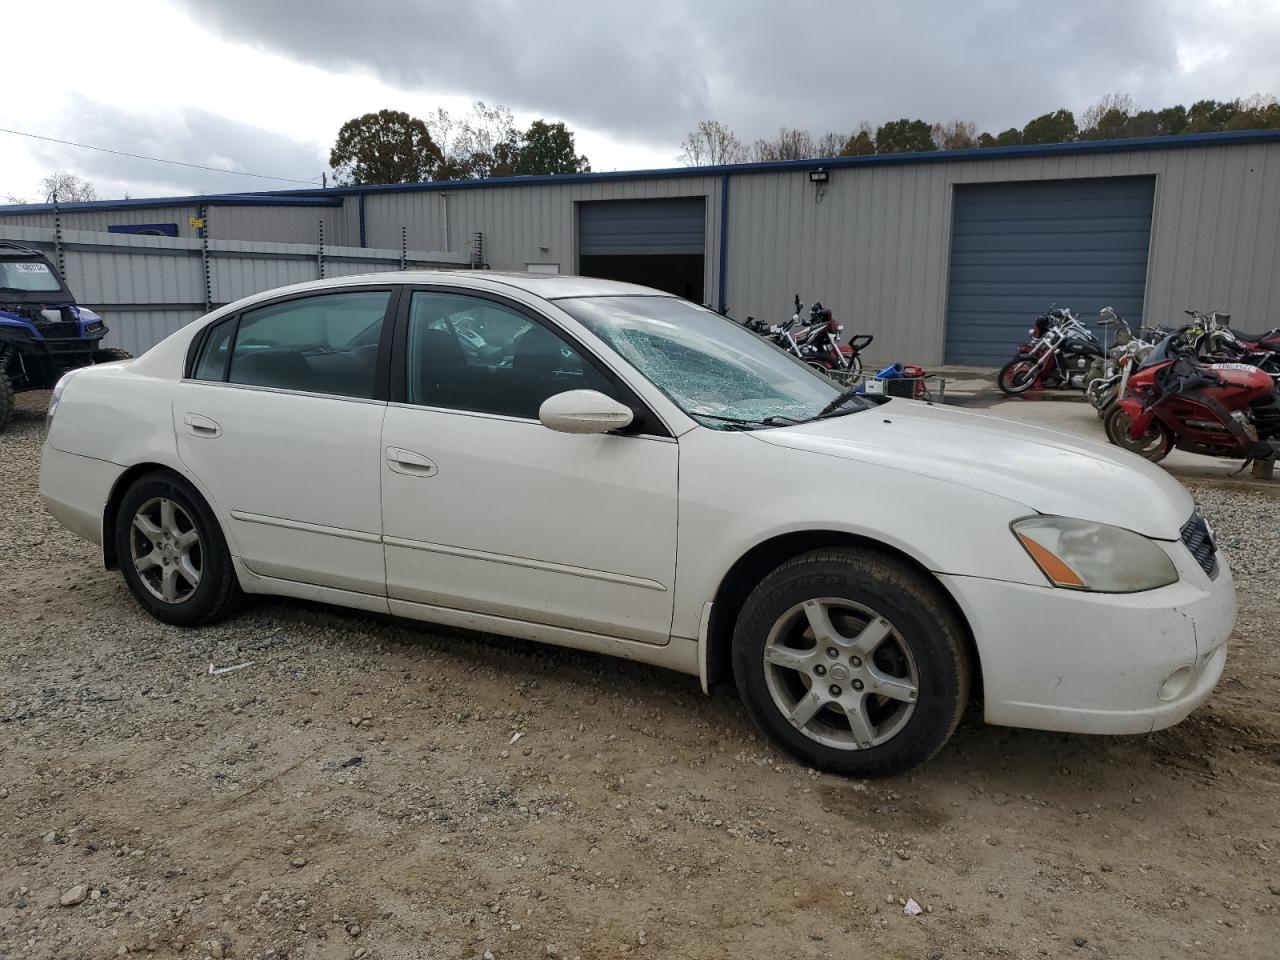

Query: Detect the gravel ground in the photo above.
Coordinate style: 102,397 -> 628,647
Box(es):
2,389 -> 1278,960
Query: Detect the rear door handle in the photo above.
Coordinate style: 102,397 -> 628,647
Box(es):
385,447 -> 437,478
183,414 -> 222,439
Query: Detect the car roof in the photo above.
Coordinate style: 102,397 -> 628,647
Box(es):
363,270 -> 675,300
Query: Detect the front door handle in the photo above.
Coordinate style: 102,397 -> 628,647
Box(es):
386,446 -> 437,478
183,413 -> 222,439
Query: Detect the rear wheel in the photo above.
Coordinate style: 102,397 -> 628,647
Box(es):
732,549 -> 970,777
1104,404 -> 1172,462
997,358 -> 1039,395
93,347 -> 132,364
114,472 -> 240,625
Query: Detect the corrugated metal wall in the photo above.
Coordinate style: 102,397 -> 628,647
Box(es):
0,203 -> 353,244
4,140 -> 1277,365
0,225 -> 467,355
725,142 -> 1280,364
361,174 -> 725,301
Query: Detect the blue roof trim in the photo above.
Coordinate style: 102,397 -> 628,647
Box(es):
2,128 -> 1277,215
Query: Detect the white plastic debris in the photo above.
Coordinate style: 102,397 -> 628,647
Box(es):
208,661 -> 255,676
510,732 -> 524,745
903,897 -> 923,916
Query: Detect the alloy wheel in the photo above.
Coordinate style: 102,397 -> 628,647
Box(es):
762,598 -> 919,750
129,497 -> 203,603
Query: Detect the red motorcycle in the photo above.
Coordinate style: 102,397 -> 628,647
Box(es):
1105,333 -> 1280,463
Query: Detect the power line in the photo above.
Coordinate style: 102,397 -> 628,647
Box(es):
0,127 -> 324,187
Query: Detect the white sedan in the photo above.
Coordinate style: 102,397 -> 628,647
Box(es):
39,273 -> 1235,775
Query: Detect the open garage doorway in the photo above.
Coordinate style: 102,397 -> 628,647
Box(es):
578,198 -> 706,302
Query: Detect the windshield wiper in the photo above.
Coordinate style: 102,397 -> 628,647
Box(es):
809,386 -> 868,420
692,412 -> 798,430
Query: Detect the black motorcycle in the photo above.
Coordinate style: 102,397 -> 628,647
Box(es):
997,307 -> 1106,395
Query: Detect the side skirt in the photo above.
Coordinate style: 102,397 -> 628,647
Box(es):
232,560 -> 701,678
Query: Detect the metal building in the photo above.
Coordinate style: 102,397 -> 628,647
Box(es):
4,129 -> 1279,364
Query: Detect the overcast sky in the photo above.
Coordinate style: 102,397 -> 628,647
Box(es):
3,0 -> 1278,203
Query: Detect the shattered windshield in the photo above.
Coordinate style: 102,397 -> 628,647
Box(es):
558,296 -> 854,428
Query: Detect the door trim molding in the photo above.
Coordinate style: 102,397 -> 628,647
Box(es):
383,535 -> 668,592
230,510 -> 382,544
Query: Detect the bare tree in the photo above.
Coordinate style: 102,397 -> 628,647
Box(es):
931,119 -> 978,150
751,128 -> 816,162
41,172 -> 97,203
678,120 -> 746,165
814,131 -> 848,158
3,193 -> 28,205
1081,92 -> 1135,133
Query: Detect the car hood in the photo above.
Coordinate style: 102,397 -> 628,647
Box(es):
755,400 -> 1193,540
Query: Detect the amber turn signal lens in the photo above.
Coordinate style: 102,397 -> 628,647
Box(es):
1015,531 -> 1087,589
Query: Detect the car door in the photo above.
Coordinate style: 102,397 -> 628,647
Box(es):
173,287 -> 399,596
380,287 -> 678,645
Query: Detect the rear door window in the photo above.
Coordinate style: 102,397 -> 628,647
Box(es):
222,291 -> 391,399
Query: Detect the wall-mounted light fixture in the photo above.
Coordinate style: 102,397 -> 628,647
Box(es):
808,168 -> 829,183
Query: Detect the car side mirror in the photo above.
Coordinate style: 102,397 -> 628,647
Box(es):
538,390 -> 634,435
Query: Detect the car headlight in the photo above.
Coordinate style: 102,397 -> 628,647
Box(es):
46,373 -> 72,428
1011,516 -> 1178,593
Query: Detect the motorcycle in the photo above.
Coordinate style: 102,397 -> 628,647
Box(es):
1104,330 -> 1280,463
997,307 -> 1106,395
791,297 -> 872,384
741,295 -> 873,384
1088,335 -> 1155,420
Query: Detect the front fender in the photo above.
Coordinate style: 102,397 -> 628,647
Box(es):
1119,396 -> 1153,438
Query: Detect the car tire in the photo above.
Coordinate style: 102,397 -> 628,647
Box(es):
997,358 -> 1038,395
114,471 -> 241,626
0,372 -> 14,432
732,548 -> 970,777
93,347 -> 133,364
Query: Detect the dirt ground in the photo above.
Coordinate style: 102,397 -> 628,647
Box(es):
2,390 -> 1278,960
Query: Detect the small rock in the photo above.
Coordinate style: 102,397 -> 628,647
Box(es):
291,857 -> 307,869
1101,863 -> 1113,873
345,922 -> 362,938
483,951 -> 495,960
1073,937 -> 1088,948
546,946 -> 560,957
60,884 -> 89,907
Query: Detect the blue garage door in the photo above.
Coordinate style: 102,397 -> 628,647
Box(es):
944,176 -> 1155,365
579,198 -> 706,255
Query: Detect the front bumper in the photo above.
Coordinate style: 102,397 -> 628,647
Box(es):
940,541 -> 1235,735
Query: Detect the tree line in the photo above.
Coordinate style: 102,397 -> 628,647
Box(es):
329,102 -> 591,185
678,93 -> 1280,164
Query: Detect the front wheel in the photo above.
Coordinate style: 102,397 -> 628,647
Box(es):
997,357 -> 1040,395
114,472 -> 241,625
1104,405 -> 1172,462
0,373 -> 14,433
732,549 -> 970,777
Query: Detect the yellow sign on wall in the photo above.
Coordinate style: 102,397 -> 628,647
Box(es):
189,217 -> 205,229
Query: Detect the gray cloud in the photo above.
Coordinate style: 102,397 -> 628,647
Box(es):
23,97 -> 327,199
173,0 -> 1280,146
